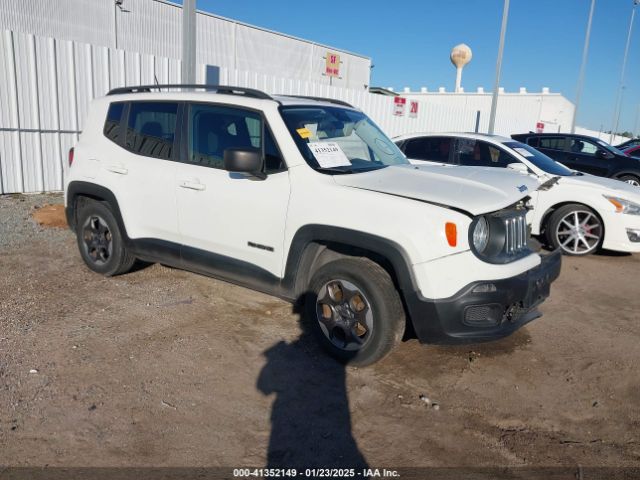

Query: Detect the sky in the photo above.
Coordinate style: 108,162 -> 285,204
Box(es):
188,0 -> 639,134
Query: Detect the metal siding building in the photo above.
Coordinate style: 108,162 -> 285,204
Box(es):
0,0 -> 372,89
397,88 -> 575,135
0,0 -> 373,194
1,0 -> 596,195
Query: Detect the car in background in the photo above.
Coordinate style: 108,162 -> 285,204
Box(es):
511,133 -> 640,187
616,138 -> 640,150
395,132 -> 640,256
624,145 -> 640,159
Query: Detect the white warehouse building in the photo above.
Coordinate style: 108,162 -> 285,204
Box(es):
0,0 -> 373,89
393,86 -> 575,135
1,0 -> 609,195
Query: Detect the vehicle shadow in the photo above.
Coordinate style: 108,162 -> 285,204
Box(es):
256,297 -> 369,473
533,237 -> 632,258
594,249 -> 632,258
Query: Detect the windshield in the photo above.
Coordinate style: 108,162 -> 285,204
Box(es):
280,106 -> 408,173
505,142 -> 573,176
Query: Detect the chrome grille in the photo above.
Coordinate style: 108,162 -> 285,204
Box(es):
504,214 -> 527,254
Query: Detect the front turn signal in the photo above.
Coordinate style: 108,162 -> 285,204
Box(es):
445,222 -> 457,247
606,196 -> 624,213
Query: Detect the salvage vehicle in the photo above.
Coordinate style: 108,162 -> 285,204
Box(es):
65,85 -> 561,365
511,133 -> 640,187
395,132 -> 640,256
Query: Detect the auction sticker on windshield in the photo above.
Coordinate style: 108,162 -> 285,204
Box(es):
307,142 -> 351,168
514,147 -> 534,157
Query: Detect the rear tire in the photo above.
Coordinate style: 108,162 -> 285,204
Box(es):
304,257 -> 405,367
545,204 -> 603,256
75,200 -> 136,276
618,175 -> 640,187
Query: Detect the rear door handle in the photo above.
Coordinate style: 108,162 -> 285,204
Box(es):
106,165 -> 128,175
180,180 -> 206,191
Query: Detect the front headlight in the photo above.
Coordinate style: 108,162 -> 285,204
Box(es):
472,216 -> 490,253
604,196 -> 640,215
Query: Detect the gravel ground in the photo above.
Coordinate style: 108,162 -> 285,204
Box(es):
0,193 -> 66,249
0,193 -> 639,475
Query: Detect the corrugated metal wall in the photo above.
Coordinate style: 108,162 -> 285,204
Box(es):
0,29 -> 183,194
0,0 -> 372,90
400,91 -> 576,136
0,28 -> 566,194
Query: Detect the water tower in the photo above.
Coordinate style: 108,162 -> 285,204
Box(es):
450,44 -> 473,93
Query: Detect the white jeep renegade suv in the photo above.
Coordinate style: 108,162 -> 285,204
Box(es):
64,85 -> 561,366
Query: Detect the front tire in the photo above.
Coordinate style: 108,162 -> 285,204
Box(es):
75,200 -> 136,276
304,257 -> 405,367
545,204 -> 603,256
618,175 -> 640,187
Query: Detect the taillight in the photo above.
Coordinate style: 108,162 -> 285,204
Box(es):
68,147 -> 74,167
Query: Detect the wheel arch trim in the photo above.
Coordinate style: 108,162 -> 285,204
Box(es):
66,181 -> 129,242
283,224 -> 419,299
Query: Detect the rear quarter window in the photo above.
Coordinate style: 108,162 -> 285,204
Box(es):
125,102 -> 179,160
538,137 -> 567,151
103,102 -> 126,144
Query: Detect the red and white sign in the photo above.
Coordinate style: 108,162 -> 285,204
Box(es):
536,122 -> 544,133
394,97 -> 406,116
325,52 -> 340,77
409,100 -> 419,118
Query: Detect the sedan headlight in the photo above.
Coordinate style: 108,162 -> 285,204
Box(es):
472,216 -> 490,253
604,196 -> 640,215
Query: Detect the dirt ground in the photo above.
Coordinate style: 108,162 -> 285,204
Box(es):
1,193 -> 639,474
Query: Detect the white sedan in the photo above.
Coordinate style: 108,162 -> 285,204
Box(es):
395,132 -> 640,256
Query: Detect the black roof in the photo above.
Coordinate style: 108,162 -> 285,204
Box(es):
512,132 -> 605,143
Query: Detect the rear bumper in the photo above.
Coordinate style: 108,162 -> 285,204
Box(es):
405,249 -> 562,344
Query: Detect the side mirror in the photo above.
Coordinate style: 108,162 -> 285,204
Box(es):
596,149 -> 613,160
223,147 -> 265,180
507,162 -> 529,174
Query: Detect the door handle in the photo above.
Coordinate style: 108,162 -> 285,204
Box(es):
180,180 -> 206,191
106,165 -> 128,175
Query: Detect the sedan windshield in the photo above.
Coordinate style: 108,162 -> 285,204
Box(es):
505,142 -> 573,176
280,106 -> 408,173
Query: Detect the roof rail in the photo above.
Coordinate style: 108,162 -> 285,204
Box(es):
282,95 -> 354,108
106,84 -> 273,100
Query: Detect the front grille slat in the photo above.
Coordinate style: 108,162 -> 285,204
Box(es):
503,213 -> 527,256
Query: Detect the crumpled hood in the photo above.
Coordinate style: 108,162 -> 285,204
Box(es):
557,173 -> 640,201
332,164 -> 540,216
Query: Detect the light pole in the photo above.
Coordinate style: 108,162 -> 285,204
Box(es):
488,0 -> 510,135
571,0 -> 596,133
182,0 -> 197,84
610,0 -> 638,143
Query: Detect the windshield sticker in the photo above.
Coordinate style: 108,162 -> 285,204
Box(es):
307,142 -> 352,168
514,147 -> 534,158
296,127 -> 312,139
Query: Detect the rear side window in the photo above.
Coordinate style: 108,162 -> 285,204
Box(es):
103,102 -> 125,144
455,139 -> 515,168
538,137 -> 567,151
404,137 -> 452,163
125,102 -> 178,160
